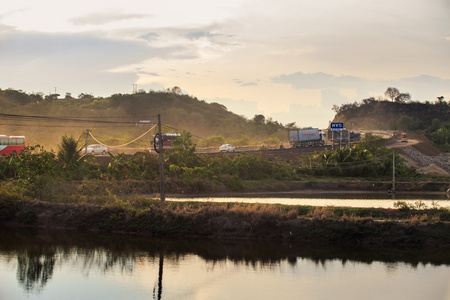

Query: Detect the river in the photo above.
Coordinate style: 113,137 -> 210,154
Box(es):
168,192 -> 450,209
1,227 -> 449,300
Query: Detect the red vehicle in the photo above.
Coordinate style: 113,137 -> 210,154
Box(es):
0,135 -> 25,156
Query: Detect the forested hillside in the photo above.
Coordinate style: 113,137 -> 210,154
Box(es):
332,98 -> 448,131
332,97 -> 450,151
0,89 -> 289,150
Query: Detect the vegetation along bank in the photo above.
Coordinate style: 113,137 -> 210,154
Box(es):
0,132 -> 449,249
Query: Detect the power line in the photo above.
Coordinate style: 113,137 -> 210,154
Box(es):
89,124 -> 157,148
0,112 -> 160,125
0,123 -> 144,128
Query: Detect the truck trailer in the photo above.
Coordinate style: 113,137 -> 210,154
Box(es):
327,129 -> 361,144
327,129 -> 349,144
289,129 -> 326,147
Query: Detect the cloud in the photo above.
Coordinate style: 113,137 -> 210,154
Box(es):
396,75 -> 450,100
271,71 -> 450,102
186,31 -> 215,40
240,82 -> 257,87
70,10 -> 151,26
214,71 -> 450,128
140,32 -> 159,41
0,29 -> 197,68
233,79 -> 258,87
0,29 -> 191,96
138,71 -> 159,76
272,72 -> 366,90
0,23 -> 14,34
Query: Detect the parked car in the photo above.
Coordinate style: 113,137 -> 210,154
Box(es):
219,144 -> 235,152
82,144 -> 109,155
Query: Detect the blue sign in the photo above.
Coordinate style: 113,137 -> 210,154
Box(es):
330,122 -> 344,130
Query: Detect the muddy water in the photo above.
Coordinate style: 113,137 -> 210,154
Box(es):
1,228 -> 449,300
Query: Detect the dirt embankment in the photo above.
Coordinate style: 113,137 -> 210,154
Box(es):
388,133 -> 449,176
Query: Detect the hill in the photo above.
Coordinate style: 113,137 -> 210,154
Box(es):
0,89 -> 288,151
331,98 -> 449,131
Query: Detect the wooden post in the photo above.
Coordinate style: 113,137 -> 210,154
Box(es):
392,150 -> 396,192
158,114 -> 165,201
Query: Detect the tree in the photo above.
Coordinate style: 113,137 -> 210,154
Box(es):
170,86 -> 182,94
384,87 -> 400,102
396,115 -> 412,131
57,135 -> 81,168
361,97 -> 376,106
431,118 -> 441,131
432,128 -> 449,145
285,122 -> 297,129
436,96 -> 447,106
78,93 -> 94,100
167,130 -> 198,167
357,134 -> 387,155
253,114 -> 265,125
30,92 -> 44,102
394,93 -> 411,103
44,94 -> 59,101
332,104 -> 341,114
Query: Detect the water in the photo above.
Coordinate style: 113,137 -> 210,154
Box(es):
168,192 -> 450,209
1,228 -> 449,300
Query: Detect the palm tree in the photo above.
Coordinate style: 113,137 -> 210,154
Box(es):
57,135 -> 81,168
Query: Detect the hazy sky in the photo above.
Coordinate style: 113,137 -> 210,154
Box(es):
1,0 -> 449,128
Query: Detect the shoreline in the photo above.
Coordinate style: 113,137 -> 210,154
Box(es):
1,197 -> 449,250
167,189 -> 449,198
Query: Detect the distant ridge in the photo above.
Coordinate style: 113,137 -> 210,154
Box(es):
331,100 -> 449,131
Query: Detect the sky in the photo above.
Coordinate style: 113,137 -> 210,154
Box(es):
1,0 -> 449,128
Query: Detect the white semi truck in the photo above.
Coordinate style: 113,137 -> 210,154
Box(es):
289,129 -> 326,147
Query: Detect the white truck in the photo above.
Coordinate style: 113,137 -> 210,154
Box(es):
289,129 -> 326,147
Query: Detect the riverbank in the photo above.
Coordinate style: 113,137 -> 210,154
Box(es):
1,195 -> 449,249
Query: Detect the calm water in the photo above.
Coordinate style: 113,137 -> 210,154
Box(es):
1,228 -> 449,300
169,192 -> 450,209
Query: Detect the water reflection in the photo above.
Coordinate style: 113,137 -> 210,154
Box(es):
1,228 -> 449,299
16,247 -> 56,292
169,192 -> 450,208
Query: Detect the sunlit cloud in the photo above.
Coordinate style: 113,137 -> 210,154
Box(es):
70,10 -> 151,26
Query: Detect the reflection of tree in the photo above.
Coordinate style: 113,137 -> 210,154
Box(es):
2,227 -> 449,297
75,248 -> 135,276
16,248 -> 56,292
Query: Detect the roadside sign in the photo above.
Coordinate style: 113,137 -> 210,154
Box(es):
330,122 -> 343,130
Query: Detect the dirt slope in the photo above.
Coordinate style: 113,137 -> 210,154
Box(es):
388,134 -> 449,176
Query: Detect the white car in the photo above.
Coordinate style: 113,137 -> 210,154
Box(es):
219,144 -> 235,152
82,144 -> 109,155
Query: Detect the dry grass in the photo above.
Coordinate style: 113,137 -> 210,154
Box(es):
406,214 -> 429,225
308,207 -> 335,221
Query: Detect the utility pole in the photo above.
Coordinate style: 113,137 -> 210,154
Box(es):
392,150 -> 396,192
158,114 -> 165,201
85,129 -> 89,155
